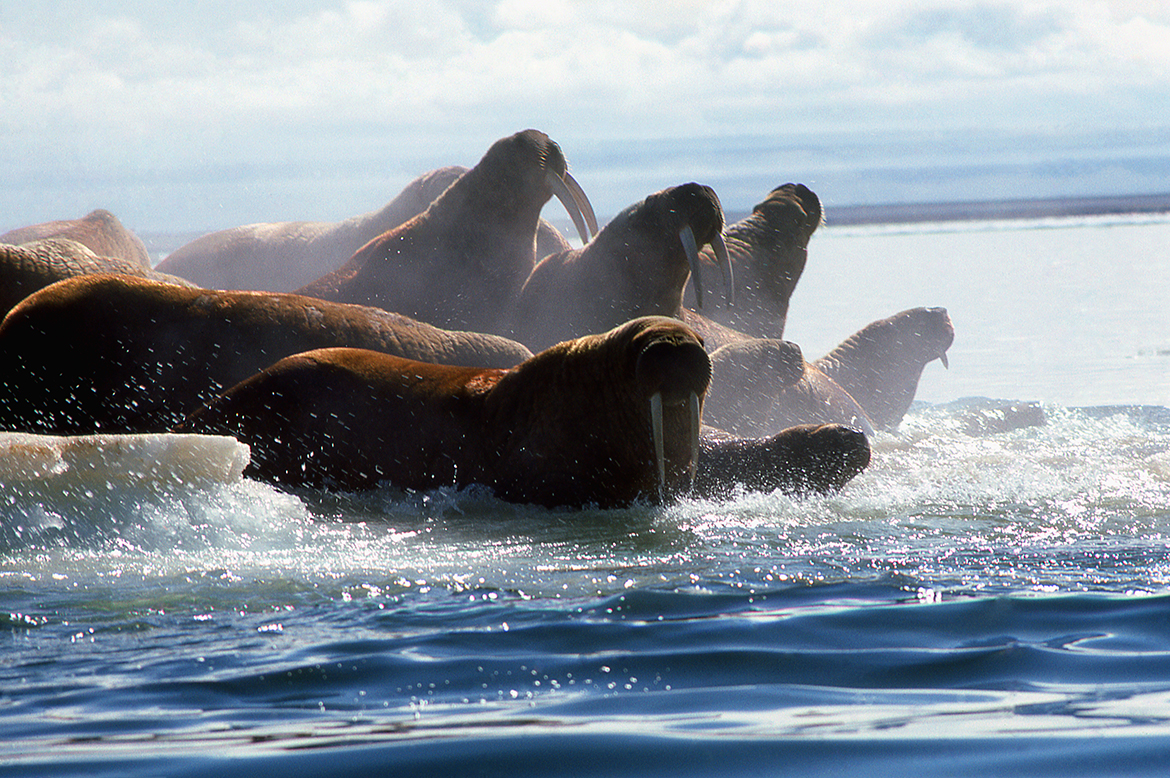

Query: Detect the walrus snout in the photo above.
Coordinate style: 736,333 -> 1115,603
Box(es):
923,306 -> 955,366
629,325 -> 711,502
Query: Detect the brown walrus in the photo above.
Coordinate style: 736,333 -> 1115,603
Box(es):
155,166 -> 576,293
694,423 -> 871,500
0,238 -> 194,319
685,183 -> 822,339
296,129 -> 596,335
180,317 -> 710,508
703,338 -> 875,437
0,273 -> 532,435
701,308 -> 954,436
1,209 -> 152,269
179,316 -> 871,506
510,183 -> 733,352
812,307 -> 954,430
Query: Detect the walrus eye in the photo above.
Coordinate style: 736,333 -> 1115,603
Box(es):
547,170 -> 597,244
679,224 -> 703,309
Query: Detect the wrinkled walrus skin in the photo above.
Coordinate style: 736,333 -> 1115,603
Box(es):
0,238 -> 193,319
1,209 -> 152,269
511,183 -> 732,352
155,165 -> 574,293
0,274 -> 532,436
180,317 -> 710,509
296,129 -> 595,336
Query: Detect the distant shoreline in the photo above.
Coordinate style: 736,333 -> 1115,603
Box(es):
141,191 -> 1170,257
819,191 -> 1170,227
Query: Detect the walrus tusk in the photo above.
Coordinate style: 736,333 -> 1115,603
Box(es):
711,232 -> 734,308
680,224 -> 703,309
688,391 -> 700,486
940,351 -> 950,369
650,390 -> 665,504
547,170 -> 595,245
649,390 -> 701,502
563,171 -> 598,239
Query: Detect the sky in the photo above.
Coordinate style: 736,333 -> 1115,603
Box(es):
2,1 -> 1169,233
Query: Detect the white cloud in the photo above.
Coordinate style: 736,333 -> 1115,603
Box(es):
1,1 -> 1169,229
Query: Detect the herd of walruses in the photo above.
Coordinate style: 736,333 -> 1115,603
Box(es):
0,129 -> 953,508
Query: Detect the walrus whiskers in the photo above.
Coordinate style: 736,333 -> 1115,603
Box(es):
547,171 -> 596,245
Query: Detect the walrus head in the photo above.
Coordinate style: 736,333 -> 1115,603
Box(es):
694,423 -> 871,500
754,183 -> 822,247
664,184 -> 733,309
592,182 -> 733,311
813,307 -> 955,430
509,183 -> 734,352
443,129 -> 597,245
488,316 -> 711,506
575,316 -> 710,504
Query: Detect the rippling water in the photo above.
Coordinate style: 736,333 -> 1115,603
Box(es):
3,214 -> 1170,776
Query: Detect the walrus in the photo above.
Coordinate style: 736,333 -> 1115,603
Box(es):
180,317 -> 710,508
155,166 -> 577,293
684,183 -> 822,339
296,129 -> 596,335
510,183 -> 733,351
1,209 -> 152,269
179,317 -> 871,506
693,423 -> 871,500
0,273 -> 533,435
812,307 -> 954,430
701,308 -> 954,437
0,238 -> 194,319
703,337 -> 875,438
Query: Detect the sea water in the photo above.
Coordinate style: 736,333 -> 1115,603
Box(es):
2,214 -> 1170,776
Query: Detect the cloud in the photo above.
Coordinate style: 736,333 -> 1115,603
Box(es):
2,1 -> 1169,229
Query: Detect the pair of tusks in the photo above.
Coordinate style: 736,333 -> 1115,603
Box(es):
547,170 -> 599,245
649,390 -> 702,504
679,225 -> 734,309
